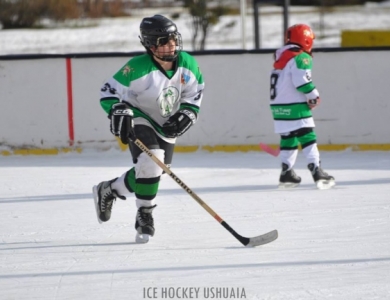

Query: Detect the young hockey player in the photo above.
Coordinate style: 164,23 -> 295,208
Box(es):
269,23 -> 335,189
92,15 -> 204,243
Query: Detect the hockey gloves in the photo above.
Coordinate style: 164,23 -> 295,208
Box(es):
162,108 -> 197,138
308,97 -> 321,110
109,102 -> 136,144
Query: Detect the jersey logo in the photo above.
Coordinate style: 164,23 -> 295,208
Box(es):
157,86 -> 180,117
181,74 -> 190,85
121,65 -> 133,77
272,107 -> 291,116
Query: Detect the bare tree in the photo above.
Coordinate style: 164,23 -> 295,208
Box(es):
183,0 -> 228,50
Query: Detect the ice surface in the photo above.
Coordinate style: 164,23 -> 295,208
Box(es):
1,150 -> 389,299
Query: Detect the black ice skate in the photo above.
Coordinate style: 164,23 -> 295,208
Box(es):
279,163 -> 301,188
92,179 -> 126,224
308,163 -> 336,189
135,205 -> 157,243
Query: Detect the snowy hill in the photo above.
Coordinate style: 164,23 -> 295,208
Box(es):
1,3 -> 390,55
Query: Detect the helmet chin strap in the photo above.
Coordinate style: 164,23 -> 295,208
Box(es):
154,54 -> 177,62
144,47 -> 178,62
152,49 -> 177,62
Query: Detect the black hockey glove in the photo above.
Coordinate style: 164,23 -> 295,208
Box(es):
162,109 -> 197,138
109,102 -> 136,144
307,97 -> 321,110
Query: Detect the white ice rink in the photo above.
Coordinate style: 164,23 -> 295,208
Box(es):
1,150 -> 390,300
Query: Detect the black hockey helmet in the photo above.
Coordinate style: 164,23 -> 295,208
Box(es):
139,14 -> 183,61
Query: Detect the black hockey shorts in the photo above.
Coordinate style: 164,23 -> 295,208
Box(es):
129,125 -> 175,165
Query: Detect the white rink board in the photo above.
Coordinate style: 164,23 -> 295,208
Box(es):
0,50 -> 389,149
0,59 -> 69,148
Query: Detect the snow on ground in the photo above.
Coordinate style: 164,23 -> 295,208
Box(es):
1,3 -> 390,55
1,150 -> 390,299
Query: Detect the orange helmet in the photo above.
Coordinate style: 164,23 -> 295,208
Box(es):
285,24 -> 315,53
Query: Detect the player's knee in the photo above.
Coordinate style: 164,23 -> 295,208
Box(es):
135,149 -> 165,178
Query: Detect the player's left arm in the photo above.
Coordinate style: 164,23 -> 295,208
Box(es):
179,61 -> 205,116
161,62 -> 204,138
292,53 -> 320,109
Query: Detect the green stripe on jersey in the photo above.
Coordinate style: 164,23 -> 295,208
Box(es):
131,107 -> 165,135
100,98 -> 119,114
271,103 -> 312,120
180,103 -> 200,114
131,104 -> 200,134
297,82 -> 316,94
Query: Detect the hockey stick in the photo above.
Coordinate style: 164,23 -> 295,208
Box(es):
134,139 -> 278,247
259,143 -> 280,157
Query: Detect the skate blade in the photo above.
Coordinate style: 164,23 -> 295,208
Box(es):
136,233 -> 151,244
316,180 -> 336,190
92,186 -> 103,224
278,182 -> 300,189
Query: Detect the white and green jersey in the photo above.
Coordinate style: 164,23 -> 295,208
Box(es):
269,44 -> 319,134
100,51 -> 204,141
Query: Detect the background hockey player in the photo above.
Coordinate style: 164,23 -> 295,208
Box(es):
269,23 -> 335,189
93,15 -> 205,243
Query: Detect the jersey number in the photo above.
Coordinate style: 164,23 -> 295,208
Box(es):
270,73 -> 279,100
101,83 -> 117,95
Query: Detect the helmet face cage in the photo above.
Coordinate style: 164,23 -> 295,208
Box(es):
139,15 -> 183,61
156,32 -> 181,47
286,24 -> 315,53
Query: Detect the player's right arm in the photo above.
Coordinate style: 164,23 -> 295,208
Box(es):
100,61 -> 134,114
100,61 -> 136,142
100,78 -> 122,114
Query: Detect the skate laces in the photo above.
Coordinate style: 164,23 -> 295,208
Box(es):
137,209 -> 154,227
102,190 -> 126,211
99,183 -> 116,211
99,182 -> 121,212
101,191 -> 116,212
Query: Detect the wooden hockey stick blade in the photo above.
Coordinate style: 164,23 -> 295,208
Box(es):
259,143 -> 280,157
133,139 -> 278,247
